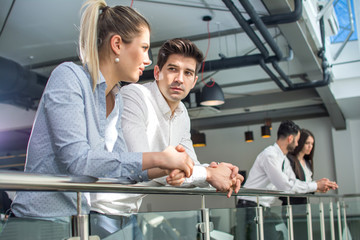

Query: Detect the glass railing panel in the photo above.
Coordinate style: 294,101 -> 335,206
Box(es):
219,203 -> 289,240
209,208 -> 236,239
212,205 -> 266,239
308,199 -> 339,240
343,197 -> 360,239
286,203 -> 308,240
0,216 -> 72,240
136,210 -> 201,240
265,204 -> 288,240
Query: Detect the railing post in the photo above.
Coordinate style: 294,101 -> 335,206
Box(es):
319,200 -> 326,240
337,201 -> 343,240
255,196 -> 264,240
70,192 -> 89,240
329,201 -> 335,240
197,195 -> 212,240
286,196 -> 294,240
306,197 -> 313,240
342,201 -> 349,240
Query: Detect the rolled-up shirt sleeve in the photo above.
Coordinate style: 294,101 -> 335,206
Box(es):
262,152 -> 317,193
178,124 -> 209,187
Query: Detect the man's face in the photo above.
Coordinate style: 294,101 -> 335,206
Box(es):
287,131 -> 300,152
154,54 -> 198,109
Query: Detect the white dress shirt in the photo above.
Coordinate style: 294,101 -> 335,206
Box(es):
238,143 -> 317,207
90,81 -> 208,215
301,161 -> 313,182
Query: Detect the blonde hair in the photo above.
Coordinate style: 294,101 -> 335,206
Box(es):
79,0 -> 150,90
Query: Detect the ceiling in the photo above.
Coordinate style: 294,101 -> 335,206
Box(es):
1,0 -> 358,158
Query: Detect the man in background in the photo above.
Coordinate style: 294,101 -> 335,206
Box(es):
237,120 -> 338,239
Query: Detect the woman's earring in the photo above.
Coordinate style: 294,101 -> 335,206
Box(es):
115,57 -> 120,63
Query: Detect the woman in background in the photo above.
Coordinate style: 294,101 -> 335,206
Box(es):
280,129 -> 315,206
280,129 -> 315,240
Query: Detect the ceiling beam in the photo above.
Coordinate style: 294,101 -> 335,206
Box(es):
191,104 -> 328,130
316,86 -> 346,130
220,88 -> 320,110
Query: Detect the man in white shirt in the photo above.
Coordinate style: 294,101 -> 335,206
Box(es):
121,38 -> 243,192
90,38 -> 243,239
236,120 -> 338,239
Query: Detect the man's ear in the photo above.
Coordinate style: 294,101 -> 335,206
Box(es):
154,65 -> 160,81
288,134 -> 294,144
191,75 -> 198,89
110,34 -> 122,55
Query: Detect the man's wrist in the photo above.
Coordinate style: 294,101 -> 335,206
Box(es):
206,167 -> 213,182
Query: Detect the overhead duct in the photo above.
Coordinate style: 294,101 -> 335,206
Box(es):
248,0 -> 303,25
141,0 -> 330,92
238,0 -> 284,60
232,0 -> 331,90
0,57 -> 46,109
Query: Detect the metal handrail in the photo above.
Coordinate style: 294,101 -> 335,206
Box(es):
1,171 -> 359,240
1,171 -> 358,199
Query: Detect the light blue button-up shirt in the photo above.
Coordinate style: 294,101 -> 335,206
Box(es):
12,62 -> 148,217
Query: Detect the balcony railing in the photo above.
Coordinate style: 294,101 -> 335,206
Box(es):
0,171 -> 359,240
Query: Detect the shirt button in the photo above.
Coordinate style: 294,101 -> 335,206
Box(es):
139,175 -> 142,179
131,170 -> 134,174
100,138 -> 104,142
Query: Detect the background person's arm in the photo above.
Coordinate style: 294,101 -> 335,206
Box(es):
262,151 -> 317,193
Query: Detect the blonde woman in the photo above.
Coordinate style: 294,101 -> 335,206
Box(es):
3,1 -> 193,239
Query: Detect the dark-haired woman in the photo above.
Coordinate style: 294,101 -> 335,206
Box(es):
280,129 -> 315,240
282,129 -> 315,205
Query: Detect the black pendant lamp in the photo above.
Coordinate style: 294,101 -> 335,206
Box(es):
191,130 -> 206,147
265,118 -> 272,130
261,125 -> 271,138
200,79 -> 225,106
245,131 -> 254,142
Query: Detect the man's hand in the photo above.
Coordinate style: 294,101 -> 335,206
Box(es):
316,178 -> 339,192
206,162 -> 244,198
209,162 -> 239,179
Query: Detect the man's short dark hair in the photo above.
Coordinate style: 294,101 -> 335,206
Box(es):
277,120 -> 300,139
157,38 -> 204,73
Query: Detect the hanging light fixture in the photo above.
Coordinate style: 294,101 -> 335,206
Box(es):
191,129 -> 206,147
261,125 -> 271,138
265,118 -> 272,130
245,131 -> 254,142
198,16 -> 225,107
200,78 -> 225,106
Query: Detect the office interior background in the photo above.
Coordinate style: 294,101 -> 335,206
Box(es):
0,0 -> 360,214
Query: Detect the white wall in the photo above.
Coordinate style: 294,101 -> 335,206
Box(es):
332,118 -> 360,194
140,117 -> 340,212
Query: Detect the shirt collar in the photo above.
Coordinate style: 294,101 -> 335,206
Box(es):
274,142 -> 286,158
150,81 -> 184,118
97,70 -> 120,95
97,70 -> 106,85
84,64 -> 106,86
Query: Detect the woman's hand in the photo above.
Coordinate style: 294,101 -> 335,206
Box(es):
166,169 -> 186,186
160,145 -> 194,178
